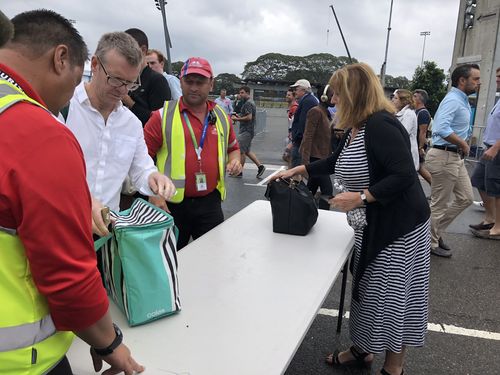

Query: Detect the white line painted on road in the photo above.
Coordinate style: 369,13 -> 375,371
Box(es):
244,166 -> 286,187
318,308 -> 500,341
241,163 -> 286,171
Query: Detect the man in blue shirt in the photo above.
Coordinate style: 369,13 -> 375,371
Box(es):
470,66 -> 500,240
426,64 -> 481,257
289,79 -> 319,167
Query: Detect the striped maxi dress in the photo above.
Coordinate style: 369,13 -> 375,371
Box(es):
335,126 -> 431,353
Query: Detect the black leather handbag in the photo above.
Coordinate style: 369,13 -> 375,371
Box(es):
265,177 -> 318,235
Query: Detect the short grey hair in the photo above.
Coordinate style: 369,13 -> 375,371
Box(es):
95,32 -> 142,67
413,89 -> 429,105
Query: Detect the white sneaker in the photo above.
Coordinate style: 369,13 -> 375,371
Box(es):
473,201 -> 484,210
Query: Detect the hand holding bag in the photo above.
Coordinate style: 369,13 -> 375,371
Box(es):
94,198 -> 181,326
265,177 -> 318,235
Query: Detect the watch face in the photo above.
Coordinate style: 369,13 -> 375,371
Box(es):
114,324 -> 122,337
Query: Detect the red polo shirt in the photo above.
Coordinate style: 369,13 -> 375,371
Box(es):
0,63 -> 109,331
144,98 -> 239,198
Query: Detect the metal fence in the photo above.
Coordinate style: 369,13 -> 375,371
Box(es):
255,110 -> 267,134
466,125 -> 486,162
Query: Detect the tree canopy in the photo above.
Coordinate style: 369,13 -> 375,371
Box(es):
213,73 -> 241,95
384,75 -> 411,89
410,61 -> 447,116
171,61 -> 184,76
241,53 -> 356,84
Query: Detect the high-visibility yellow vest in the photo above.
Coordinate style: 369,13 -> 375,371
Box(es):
0,80 -> 74,374
156,100 -> 233,203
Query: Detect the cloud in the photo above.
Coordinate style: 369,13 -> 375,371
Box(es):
3,0 -> 459,79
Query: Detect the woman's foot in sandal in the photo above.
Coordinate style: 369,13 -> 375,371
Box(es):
380,367 -> 404,375
325,345 -> 373,368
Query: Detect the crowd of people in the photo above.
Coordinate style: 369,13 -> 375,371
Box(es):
1,7 -> 499,375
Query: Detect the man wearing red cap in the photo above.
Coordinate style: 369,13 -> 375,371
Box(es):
144,57 -> 242,249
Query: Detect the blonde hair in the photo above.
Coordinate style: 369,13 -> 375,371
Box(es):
329,62 -> 394,129
394,89 -> 414,110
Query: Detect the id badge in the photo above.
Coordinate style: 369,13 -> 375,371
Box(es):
195,172 -> 208,192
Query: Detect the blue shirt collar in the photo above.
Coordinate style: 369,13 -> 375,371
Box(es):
450,86 -> 469,102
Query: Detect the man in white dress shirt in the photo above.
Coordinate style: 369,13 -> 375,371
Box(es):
65,32 -> 175,236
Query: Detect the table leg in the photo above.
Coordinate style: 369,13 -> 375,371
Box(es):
336,258 -> 349,333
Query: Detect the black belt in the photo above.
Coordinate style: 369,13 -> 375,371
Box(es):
433,144 -> 459,153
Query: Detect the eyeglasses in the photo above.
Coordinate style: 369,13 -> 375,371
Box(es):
96,55 -> 141,91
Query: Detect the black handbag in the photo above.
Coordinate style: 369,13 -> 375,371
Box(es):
265,177 -> 318,235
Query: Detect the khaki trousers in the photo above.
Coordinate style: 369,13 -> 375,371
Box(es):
426,148 -> 473,248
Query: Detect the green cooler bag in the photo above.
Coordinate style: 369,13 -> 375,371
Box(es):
95,198 -> 181,326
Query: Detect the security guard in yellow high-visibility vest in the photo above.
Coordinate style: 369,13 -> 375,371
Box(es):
0,10 -> 143,374
145,57 -> 242,249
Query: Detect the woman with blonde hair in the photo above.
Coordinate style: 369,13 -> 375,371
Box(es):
277,63 -> 430,375
392,89 -> 419,170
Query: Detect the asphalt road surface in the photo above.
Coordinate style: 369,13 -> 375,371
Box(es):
222,107 -> 500,375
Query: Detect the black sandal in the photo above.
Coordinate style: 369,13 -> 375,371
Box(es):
381,368 -> 404,375
326,345 -> 373,369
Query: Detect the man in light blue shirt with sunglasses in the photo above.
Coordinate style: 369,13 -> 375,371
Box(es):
426,63 -> 481,257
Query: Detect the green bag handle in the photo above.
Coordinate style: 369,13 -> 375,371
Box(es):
94,234 -> 112,251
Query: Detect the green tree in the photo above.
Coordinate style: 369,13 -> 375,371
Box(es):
241,53 -> 357,84
385,75 -> 411,89
213,73 -> 241,95
410,61 -> 447,116
171,61 -> 184,76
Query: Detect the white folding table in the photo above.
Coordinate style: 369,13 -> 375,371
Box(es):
67,200 -> 354,375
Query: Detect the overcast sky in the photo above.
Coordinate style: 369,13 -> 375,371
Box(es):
3,0 -> 460,79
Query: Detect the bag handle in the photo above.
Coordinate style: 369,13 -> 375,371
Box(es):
264,177 -> 301,200
94,233 -> 112,251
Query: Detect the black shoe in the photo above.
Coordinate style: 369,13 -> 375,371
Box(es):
469,222 -> 494,231
431,247 -> 452,258
256,164 -> 266,178
231,172 -> 243,178
381,368 -> 404,375
438,237 -> 451,251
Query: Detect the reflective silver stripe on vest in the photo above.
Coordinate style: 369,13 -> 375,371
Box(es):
212,105 -> 229,165
162,100 -> 184,187
0,226 -> 16,235
0,314 -> 56,352
0,82 -> 27,114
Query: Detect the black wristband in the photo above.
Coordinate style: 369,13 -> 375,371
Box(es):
92,323 -> 123,356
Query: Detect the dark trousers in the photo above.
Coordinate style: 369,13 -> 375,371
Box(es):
47,356 -> 73,375
291,143 -> 302,168
168,190 -> 224,250
307,157 -> 333,198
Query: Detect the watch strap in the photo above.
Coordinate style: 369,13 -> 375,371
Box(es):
92,323 -> 123,356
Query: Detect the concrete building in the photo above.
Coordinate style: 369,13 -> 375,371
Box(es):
451,0 -> 500,143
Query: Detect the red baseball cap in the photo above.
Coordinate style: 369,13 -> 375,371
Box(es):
180,57 -> 213,78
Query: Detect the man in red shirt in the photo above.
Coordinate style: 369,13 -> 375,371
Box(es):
0,10 -> 143,374
144,57 -> 241,249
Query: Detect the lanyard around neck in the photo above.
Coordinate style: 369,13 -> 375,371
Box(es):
182,111 -> 210,161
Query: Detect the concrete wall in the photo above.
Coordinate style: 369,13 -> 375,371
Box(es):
451,0 -> 500,140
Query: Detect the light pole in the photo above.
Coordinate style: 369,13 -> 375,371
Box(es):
380,0 -> 394,88
420,31 -> 430,67
329,4 -> 353,63
154,0 -> 173,74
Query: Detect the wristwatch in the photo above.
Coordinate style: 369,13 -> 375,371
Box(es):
92,323 -> 123,356
360,192 -> 369,205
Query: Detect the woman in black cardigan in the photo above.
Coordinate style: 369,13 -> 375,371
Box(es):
278,63 -> 430,375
